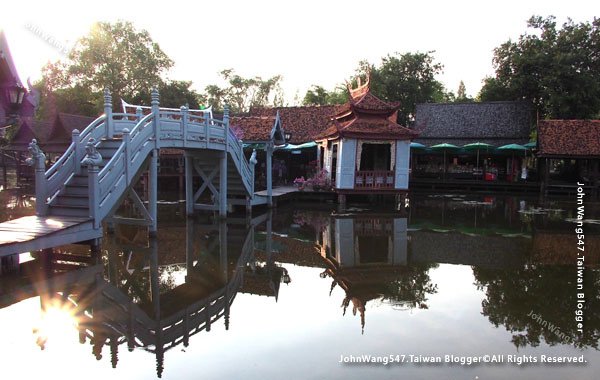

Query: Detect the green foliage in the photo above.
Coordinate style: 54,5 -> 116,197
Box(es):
356,52 -> 450,125
130,80 -> 206,109
479,15 -> 600,119
455,80 -> 473,102
205,69 -> 285,113
474,265 -> 600,349
37,21 -> 175,116
302,85 -> 348,105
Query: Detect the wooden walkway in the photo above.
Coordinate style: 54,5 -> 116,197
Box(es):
0,215 -> 100,257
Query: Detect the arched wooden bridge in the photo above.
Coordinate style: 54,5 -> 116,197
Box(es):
0,88 -> 265,257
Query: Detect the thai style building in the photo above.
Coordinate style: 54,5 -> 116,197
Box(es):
412,101 -> 533,184
537,119 -> 600,196
314,79 -> 418,197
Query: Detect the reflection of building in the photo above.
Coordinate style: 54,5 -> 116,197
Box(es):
532,231 -> 600,266
317,215 -> 435,333
318,216 -> 408,267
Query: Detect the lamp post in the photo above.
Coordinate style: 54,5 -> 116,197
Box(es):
2,84 -> 26,127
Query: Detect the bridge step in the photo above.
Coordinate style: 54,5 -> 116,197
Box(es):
97,147 -> 119,159
69,174 -> 90,186
54,194 -> 90,207
63,184 -> 89,196
99,138 -> 123,149
48,204 -> 90,217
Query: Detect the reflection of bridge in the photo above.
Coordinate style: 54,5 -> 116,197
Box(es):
0,88 -> 263,257
10,213 -> 287,378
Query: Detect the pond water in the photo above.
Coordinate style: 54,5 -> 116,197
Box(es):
0,189 -> 599,380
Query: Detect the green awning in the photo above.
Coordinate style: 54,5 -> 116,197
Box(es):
278,141 -> 317,150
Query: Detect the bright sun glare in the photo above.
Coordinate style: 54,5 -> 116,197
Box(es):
32,298 -> 78,350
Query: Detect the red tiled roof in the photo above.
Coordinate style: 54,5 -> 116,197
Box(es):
350,91 -> 398,114
249,87 -> 413,143
538,120 -> 600,157
249,105 -> 341,144
230,116 -> 276,142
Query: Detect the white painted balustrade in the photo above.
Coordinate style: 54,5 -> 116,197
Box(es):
28,87 -> 256,225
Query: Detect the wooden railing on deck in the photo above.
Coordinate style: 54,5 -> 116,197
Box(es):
354,170 -> 394,189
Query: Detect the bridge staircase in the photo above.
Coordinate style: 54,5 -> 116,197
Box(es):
0,88 -> 258,257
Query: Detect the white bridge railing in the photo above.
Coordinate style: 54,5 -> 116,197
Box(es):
28,88 -> 256,226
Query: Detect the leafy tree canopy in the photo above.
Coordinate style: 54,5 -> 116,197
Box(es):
302,85 -> 348,106
355,52 -> 451,125
36,21 -> 188,116
479,16 -> 600,119
205,69 -> 284,113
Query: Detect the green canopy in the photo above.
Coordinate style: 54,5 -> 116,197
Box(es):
410,142 -> 427,149
430,143 -> 460,150
463,142 -> 494,170
524,141 -> 537,149
463,142 -> 494,150
497,143 -> 527,151
279,141 -> 317,150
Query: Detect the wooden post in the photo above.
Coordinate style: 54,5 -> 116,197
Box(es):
82,138 -> 102,228
148,149 -> 158,237
181,105 -> 188,148
205,111 -> 210,148
26,139 -> 47,216
136,106 -> 143,123
104,88 -> 113,139
248,149 -> 257,215
223,105 -> 230,145
316,142 -> 322,171
219,106 -> 229,218
123,128 -> 131,183
72,129 -> 81,175
151,87 -> 160,149
185,217 -> 194,283
219,220 -> 228,282
219,150 -> 227,218
185,153 -> 194,216
88,164 -> 100,228
266,209 -> 273,261
1,152 -> 6,187
266,142 -> 273,207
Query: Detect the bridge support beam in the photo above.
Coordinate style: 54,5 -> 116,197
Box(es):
185,154 -> 194,216
266,142 -> 273,207
148,149 -> 158,237
219,151 -> 227,218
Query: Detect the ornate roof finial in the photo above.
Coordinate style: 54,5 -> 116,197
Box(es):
348,67 -> 371,100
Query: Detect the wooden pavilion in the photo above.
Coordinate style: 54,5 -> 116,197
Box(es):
314,78 -> 418,200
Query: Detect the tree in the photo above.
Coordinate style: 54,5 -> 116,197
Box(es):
130,80 -> 206,109
38,21 -> 174,116
302,85 -> 348,105
205,69 -> 285,113
479,16 -> 600,119
356,52 -> 450,125
455,80 -> 472,102
474,265 -> 599,349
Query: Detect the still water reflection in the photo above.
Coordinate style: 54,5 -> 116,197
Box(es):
0,192 -> 599,379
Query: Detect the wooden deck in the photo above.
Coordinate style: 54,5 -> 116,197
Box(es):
0,215 -> 101,257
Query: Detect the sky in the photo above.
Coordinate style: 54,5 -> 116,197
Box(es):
1,0 -> 598,104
